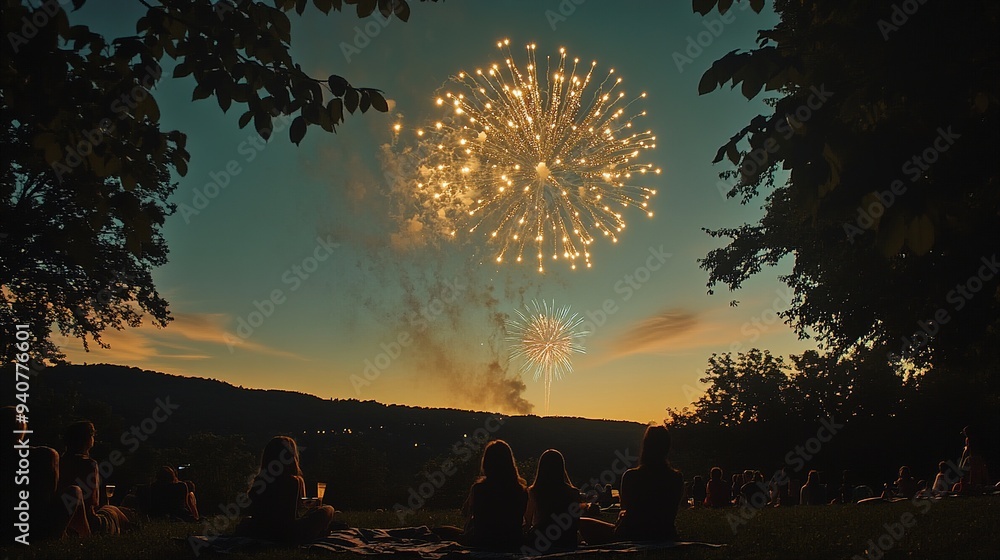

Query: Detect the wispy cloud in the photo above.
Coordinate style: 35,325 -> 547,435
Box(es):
607,308 -> 701,358
602,298 -> 805,361
55,311 -> 302,372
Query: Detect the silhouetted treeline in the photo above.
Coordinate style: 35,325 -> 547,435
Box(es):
666,349 -> 999,488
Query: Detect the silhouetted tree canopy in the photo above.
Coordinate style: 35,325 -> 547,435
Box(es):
696,0 -> 1000,385
684,349 -> 791,426
1,0 -> 435,358
668,348 -> 917,427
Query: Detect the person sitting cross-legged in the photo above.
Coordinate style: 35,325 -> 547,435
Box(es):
523,449 -> 583,552
895,466 -> 918,499
58,421 -> 131,535
147,466 -> 200,522
799,470 -> 826,505
432,440 -> 529,551
614,425 -> 685,542
235,436 -> 334,544
705,467 -> 730,508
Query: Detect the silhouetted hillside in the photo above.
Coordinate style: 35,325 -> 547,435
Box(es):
30,365 -> 648,509
36,364 -> 644,445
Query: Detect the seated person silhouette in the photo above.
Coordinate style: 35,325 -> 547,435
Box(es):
957,431 -> 991,494
599,483 -> 615,508
799,470 -> 826,505
843,471 -> 874,503
705,467 -> 730,508
593,484 -> 608,508
731,473 -> 744,504
236,436 -> 334,544
836,470 -> 854,504
691,475 -> 707,507
147,466 -> 199,522
772,466 -> 794,506
857,482 -> 904,504
895,466 -> 918,498
960,425 -> 975,467
741,471 -> 768,508
614,425 -> 684,542
59,421 -> 131,534
434,439 -> 528,551
524,449 -> 582,551
932,461 -> 955,495
2,406 -> 89,540
852,484 -> 875,502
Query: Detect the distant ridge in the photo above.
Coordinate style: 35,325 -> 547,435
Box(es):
36,364 -> 648,477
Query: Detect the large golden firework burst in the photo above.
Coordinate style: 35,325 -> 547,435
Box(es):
400,39 -> 661,272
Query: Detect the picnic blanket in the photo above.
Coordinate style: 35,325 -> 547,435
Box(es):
311,527 -> 723,558
185,526 -> 725,558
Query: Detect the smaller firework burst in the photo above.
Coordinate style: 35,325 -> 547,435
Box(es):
506,300 -> 588,412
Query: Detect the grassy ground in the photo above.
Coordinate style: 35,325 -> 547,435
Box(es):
3,497 -> 998,560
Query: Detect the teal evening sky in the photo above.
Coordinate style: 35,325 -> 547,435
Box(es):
65,0 -> 814,423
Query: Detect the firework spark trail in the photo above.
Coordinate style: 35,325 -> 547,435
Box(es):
397,39 -> 661,272
506,300 -> 588,412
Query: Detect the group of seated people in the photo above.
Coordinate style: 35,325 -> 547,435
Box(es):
1,407 -> 200,542
233,425 -> 685,550
682,467 -> 781,508
121,466 -> 201,522
2,407 -> 134,540
423,425 -> 684,551
590,482 -> 618,509
4,406 -> 683,551
7,406 -> 995,551
684,450 -> 994,509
